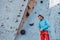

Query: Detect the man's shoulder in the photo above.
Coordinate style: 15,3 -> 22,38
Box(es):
44,18 -> 48,21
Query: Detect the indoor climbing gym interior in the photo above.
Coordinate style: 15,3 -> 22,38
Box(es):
0,0 -> 60,40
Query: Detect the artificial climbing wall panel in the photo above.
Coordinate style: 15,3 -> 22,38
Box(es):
0,0 -> 28,40
0,0 -> 60,40
49,4 -> 60,40
17,0 -> 60,40
17,0 -> 49,40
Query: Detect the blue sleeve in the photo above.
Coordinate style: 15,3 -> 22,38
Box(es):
41,19 -> 50,30
38,22 -> 41,29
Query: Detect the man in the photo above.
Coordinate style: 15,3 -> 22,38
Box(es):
38,15 -> 50,40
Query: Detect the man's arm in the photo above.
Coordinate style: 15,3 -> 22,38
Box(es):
38,22 -> 41,30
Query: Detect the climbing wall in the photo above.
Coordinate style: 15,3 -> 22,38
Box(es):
0,0 -> 28,40
49,4 -> 60,40
16,0 -> 60,40
0,0 -> 60,40
17,0 -> 49,40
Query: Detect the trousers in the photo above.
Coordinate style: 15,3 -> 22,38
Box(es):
40,30 -> 50,40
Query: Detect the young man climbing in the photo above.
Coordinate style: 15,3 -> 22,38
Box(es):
38,15 -> 50,40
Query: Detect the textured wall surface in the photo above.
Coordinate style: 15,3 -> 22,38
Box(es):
0,0 -> 28,40
17,0 -> 60,40
0,0 -> 60,40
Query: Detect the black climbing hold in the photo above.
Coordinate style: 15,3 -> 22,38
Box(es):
15,19 -> 18,22
17,15 -> 20,17
1,24 -> 4,26
26,12 -> 29,17
7,17 -> 9,20
40,1 -> 43,3
10,1 -> 12,3
20,30 -> 26,35
9,0 -> 12,3
29,23 -> 34,26
10,26 -> 12,29
24,0 -> 26,1
28,6 -> 31,9
22,4 -> 24,6
32,7 -> 34,9
1,23 -> 4,27
35,12 -> 37,14
20,10 -> 22,12
58,12 -> 60,14
58,4 -> 60,5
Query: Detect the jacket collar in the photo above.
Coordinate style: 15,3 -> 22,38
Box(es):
40,18 -> 44,21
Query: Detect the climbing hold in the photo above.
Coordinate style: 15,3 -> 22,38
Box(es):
26,12 -> 29,17
22,4 -> 24,6
29,23 -> 34,26
58,12 -> 60,14
1,23 -> 4,27
15,19 -> 18,22
40,0 -> 43,3
24,0 -> 26,1
35,12 -> 37,14
20,30 -> 26,35
1,24 -> 4,26
20,10 -> 22,12
28,6 -> 31,9
7,17 -> 9,20
16,28 -> 19,31
17,15 -> 20,17
32,7 -> 34,9
57,4 -> 60,5
10,26 -> 12,29
8,0 -> 12,3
